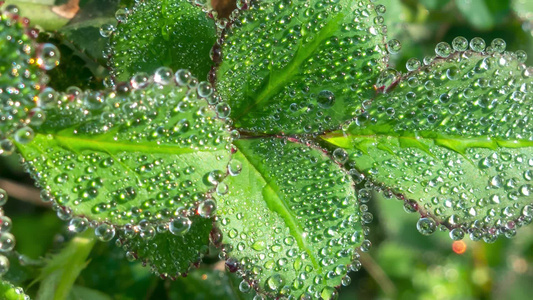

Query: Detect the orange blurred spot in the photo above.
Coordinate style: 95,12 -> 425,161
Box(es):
452,241 -> 467,254
201,274 -> 207,280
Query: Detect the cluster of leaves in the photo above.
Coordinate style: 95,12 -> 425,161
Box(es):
0,0 -> 532,299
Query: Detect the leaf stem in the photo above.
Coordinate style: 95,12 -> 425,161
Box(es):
359,252 -> 397,298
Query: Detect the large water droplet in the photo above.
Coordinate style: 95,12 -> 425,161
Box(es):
416,217 -> 436,235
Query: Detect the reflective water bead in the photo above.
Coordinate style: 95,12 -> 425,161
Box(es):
0,140 -> 15,156
99,24 -> 116,38
28,108 -> 46,126
95,224 -> 116,242
37,43 -> 60,70
228,159 -> 243,176
406,58 -> 421,72
197,81 -> 213,98
83,91 -> 105,110
0,255 -> 9,276
0,233 -> 16,252
317,90 -> 335,108
68,217 -> 89,233
491,38 -> 506,53
154,67 -> 174,85
216,182 -> 229,195
38,87 -> 58,108
0,216 -> 12,233
14,127 -> 34,144
416,217 -> 436,235
175,69 -> 192,86
130,72 -> 150,89
452,36 -> 468,52
169,216 -> 192,235
515,50 -> 527,63
0,189 -> 7,206
333,148 -> 348,164
198,199 -> 216,218
387,39 -> 402,54
449,228 -> 465,240
375,4 -> 386,15
239,280 -> 251,293
216,103 -> 231,119
469,37 -> 486,52
115,8 -> 128,23
435,42 -> 452,58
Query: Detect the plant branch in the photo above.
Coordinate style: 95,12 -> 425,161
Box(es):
0,178 -> 50,207
359,251 -> 397,298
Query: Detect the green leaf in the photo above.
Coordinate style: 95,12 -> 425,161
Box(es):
322,41 -> 533,240
109,0 -> 216,82
58,17 -> 116,67
512,0 -> 533,22
216,138 -> 364,299
67,285 -> 113,300
3,0 -> 70,31
78,242 -> 154,300
215,0 -> 388,134
14,73 -> 232,226
35,231 -> 96,300
455,0 -> 510,30
0,280 -> 29,300
118,215 -> 212,277
38,34 -> 107,91
0,7 -> 47,138
420,0 -> 451,10
168,268 -> 256,300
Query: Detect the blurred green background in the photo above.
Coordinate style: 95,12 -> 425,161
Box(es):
1,0 -> 532,299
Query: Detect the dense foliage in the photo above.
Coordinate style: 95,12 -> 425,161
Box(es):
0,0 -> 531,299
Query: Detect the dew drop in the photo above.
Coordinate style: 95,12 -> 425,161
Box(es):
449,228 -> 465,241
469,37 -> 486,52
0,255 -> 9,276
332,148 -> 348,164
0,233 -> 16,252
130,72 -> 150,89
435,42 -> 452,58
14,127 -> 34,144
0,216 -> 12,233
28,108 -> 46,126
95,224 -> 115,242
0,189 -> 8,206
452,36 -> 468,52
228,159 -> 243,176
198,199 -> 216,218
115,8 -> 128,23
99,24 -> 116,38
266,274 -> 284,292
387,39 -> 402,54
0,140 -> 15,156
216,103 -> 231,119
37,43 -> 60,70
406,58 -> 421,72
491,38 -> 506,53
239,280 -> 251,293
317,90 -> 335,108
416,217 -> 436,235
153,67 -> 174,85
197,82 -> 213,98
175,69 -> 192,86
68,217 -> 89,233
169,216 -> 192,235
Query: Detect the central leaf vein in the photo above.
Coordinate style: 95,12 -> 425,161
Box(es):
237,145 -> 321,271
234,12 -> 346,120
